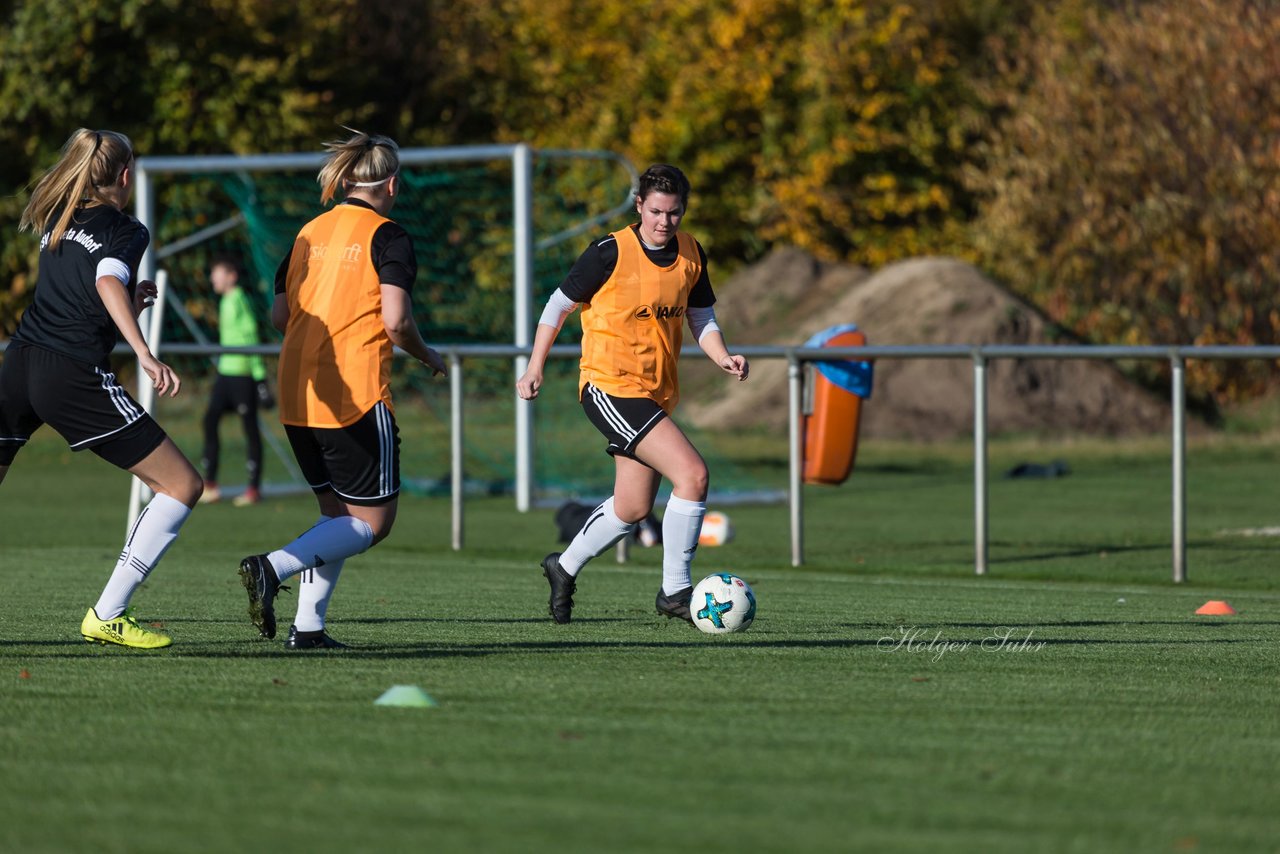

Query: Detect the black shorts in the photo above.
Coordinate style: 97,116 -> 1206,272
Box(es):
284,401 -> 400,506
580,383 -> 668,460
0,342 -> 166,468
206,373 -> 258,419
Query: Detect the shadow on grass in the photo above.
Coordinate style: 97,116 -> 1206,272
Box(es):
0,637 -> 879,658
988,543 -> 1166,563
1,631 -> 1266,660
989,539 -> 1280,565
148,616 -> 633,626
310,635 -> 1260,658
840,620 -> 1280,629
347,616 -> 632,625
855,461 -> 962,476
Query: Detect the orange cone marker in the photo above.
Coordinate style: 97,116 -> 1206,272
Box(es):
1194,600 -> 1236,616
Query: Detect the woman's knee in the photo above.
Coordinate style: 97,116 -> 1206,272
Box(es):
152,473 -> 202,507
129,438 -> 204,506
674,462 -> 709,501
369,517 -> 395,544
611,473 -> 658,523
611,498 -> 650,525
359,504 -> 398,544
160,467 -> 204,507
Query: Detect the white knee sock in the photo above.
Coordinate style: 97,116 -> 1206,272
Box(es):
661,494 -> 706,595
559,496 -> 635,576
267,516 -> 373,582
95,493 -> 191,619
293,516 -> 345,632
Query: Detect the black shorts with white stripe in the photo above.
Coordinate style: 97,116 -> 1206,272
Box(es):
0,342 -> 166,468
580,383 -> 668,460
284,401 -> 400,506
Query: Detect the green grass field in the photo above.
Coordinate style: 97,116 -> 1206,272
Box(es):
3,404 -> 1280,853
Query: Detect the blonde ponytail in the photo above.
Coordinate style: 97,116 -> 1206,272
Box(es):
317,128 -> 400,205
19,129 -> 135,249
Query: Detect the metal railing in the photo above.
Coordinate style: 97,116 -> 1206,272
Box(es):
7,339 -> 1277,582
776,343 -> 1280,583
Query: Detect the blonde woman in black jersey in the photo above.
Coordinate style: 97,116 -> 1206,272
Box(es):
0,129 -> 202,649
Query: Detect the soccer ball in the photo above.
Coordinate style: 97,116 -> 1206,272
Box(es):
690,573 -> 756,634
698,511 -> 734,546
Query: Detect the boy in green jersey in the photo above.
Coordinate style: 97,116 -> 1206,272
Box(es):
200,256 -> 270,505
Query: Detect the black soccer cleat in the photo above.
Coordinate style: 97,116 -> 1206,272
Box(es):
542,552 -> 577,624
655,586 -> 694,623
284,624 -> 348,650
239,554 -> 286,639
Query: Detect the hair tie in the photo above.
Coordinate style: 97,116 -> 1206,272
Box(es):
88,132 -> 109,190
349,175 -> 393,188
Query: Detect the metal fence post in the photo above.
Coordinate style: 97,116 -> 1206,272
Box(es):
450,352 -> 464,551
1171,355 -> 1187,583
125,269 -> 167,535
974,352 -> 989,575
512,144 -> 535,512
788,355 -> 804,566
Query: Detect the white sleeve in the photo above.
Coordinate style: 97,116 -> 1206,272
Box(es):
686,305 -> 721,343
96,258 -> 131,286
538,288 -> 579,332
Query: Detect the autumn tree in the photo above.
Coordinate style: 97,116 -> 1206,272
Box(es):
453,0 -> 1013,267
968,0 -> 1280,403
0,0 -> 504,332
0,0 -> 1023,340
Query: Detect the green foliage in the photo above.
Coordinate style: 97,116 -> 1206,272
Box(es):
969,0 -> 1280,404
0,0 -> 505,334
5,0 -> 1278,408
453,0 -> 1016,267
1,0 -> 1017,332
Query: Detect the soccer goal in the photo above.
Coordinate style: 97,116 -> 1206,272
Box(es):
126,144 -> 638,529
125,144 -> 784,537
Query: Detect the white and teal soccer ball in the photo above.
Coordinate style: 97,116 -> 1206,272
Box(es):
690,573 -> 756,634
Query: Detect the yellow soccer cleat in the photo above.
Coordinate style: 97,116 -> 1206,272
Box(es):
80,608 -> 172,649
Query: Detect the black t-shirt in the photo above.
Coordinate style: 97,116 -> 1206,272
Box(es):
274,198 -> 417,294
560,224 -> 716,307
12,205 -> 150,367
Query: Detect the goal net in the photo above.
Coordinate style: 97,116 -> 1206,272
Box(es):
138,147 -> 781,508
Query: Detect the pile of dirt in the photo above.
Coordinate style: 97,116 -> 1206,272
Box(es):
683,248 -> 1174,440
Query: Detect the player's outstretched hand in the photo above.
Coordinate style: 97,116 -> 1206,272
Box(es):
423,347 -> 448,378
720,354 -> 749,381
516,367 -> 543,400
140,353 -> 181,397
133,279 -> 158,316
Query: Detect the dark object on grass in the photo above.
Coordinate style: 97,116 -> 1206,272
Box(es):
555,500 -> 661,546
255,380 -> 276,410
1003,460 -> 1071,479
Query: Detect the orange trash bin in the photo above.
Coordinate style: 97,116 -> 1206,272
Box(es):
803,324 -> 873,485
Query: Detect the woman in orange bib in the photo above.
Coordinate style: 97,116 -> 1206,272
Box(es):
517,164 -> 749,624
237,129 -> 446,649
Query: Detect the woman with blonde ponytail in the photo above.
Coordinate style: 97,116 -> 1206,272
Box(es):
1,129 -> 203,649
238,128 -> 447,650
